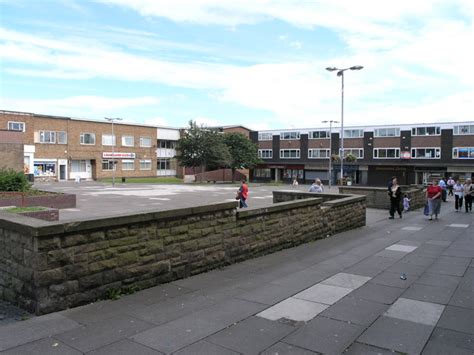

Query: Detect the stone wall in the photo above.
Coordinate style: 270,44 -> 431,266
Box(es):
0,194 -> 366,315
338,185 -> 425,210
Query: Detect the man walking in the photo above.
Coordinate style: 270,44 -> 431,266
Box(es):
439,178 -> 447,202
447,177 -> 455,197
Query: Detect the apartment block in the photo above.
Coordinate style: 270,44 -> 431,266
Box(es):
251,122 -> 474,186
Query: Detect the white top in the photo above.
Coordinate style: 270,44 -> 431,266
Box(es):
453,184 -> 464,197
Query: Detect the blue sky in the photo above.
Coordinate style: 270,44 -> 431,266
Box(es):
1,0 -> 473,130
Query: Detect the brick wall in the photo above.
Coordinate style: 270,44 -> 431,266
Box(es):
0,130 -> 24,172
0,194 -> 366,315
0,192 -> 76,209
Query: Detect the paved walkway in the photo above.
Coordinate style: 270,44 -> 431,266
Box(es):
0,203 -> 473,354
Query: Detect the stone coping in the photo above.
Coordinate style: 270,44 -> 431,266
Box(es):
237,197 -> 322,218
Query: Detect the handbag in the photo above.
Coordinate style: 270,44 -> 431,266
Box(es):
423,202 -> 429,216
235,191 -> 241,200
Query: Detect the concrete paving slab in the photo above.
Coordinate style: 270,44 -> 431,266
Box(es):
320,273 -> 371,290
447,223 -> 470,228
402,283 -> 457,305
442,248 -> 474,258
261,342 -> 319,355
293,284 -> 353,305
344,342 -> 403,354
375,249 -> 409,259
320,296 -> 388,326
54,314 -> 154,353
421,327 -> 474,355
385,244 -> 418,253
425,240 -> 452,246
449,288 -> 474,309
415,272 -> 462,289
284,316 -> 364,354
269,269 -> 330,291
0,313 -> 80,351
359,316 -> 434,354
384,298 -> 445,326
235,283 -> 297,305
345,256 -> 398,277
433,255 -> 472,267
2,338 -> 82,355
401,226 -> 423,231
257,297 -> 328,322
206,316 -> 295,354
427,260 -> 468,276
87,339 -> 163,354
173,340 -> 240,355
399,254 -> 436,267
386,261 -> 428,276
370,271 -> 417,289
350,283 -> 405,305
437,305 -> 474,334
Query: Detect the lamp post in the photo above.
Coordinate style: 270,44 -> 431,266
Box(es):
104,117 -> 122,187
326,65 -> 363,185
322,120 -> 339,189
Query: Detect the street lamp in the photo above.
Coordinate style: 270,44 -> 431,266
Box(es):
104,117 -> 122,187
326,65 -> 363,185
322,120 -> 339,189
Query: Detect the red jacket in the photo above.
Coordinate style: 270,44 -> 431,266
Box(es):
240,183 -> 248,199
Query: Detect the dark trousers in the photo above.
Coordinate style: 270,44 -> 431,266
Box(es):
455,195 -> 463,210
442,189 -> 447,202
465,195 -> 473,212
390,198 -> 402,217
448,186 -> 453,196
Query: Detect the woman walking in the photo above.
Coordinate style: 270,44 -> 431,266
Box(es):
388,177 -> 402,219
238,179 -> 249,208
426,180 -> 442,220
453,180 -> 464,212
464,179 -> 473,213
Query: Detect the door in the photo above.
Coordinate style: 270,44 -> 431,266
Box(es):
59,165 -> 66,180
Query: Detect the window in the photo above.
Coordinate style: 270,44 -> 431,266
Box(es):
411,126 -> 441,136
280,132 -> 300,140
280,149 -> 300,158
39,131 -> 56,144
374,128 -> 400,137
34,161 -> 56,176
80,133 -> 96,145
453,125 -> 474,135
284,169 -> 303,179
374,148 -> 400,159
342,149 -> 364,158
258,149 -> 273,159
140,159 -> 152,170
159,159 -> 171,170
140,136 -> 152,147
344,129 -> 363,138
453,147 -> 474,159
121,136 -> 134,147
254,168 -> 271,178
309,131 -> 329,139
102,160 -> 116,171
8,121 -> 25,132
258,133 -> 273,141
71,160 -> 87,172
411,148 -> 441,159
159,140 -> 176,149
57,131 -> 67,144
102,134 -> 116,146
308,149 -> 330,158
122,159 -> 135,170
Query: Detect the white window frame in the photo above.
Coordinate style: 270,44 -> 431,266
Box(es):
411,147 -> 441,159
80,132 -> 96,145
8,121 -> 25,132
39,130 -> 56,144
453,147 -> 474,159
122,159 -> 135,171
280,149 -> 300,159
102,159 -> 116,171
280,132 -> 300,140
342,148 -> 364,159
158,159 -> 171,170
57,131 -> 67,144
71,160 -> 87,173
373,148 -> 400,159
102,134 -> 116,146
344,129 -> 364,138
122,135 -> 134,147
374,128 -> 400,137
453,125 -> 474,135
411,126 -> 441,136
309,131 -> 329,139
308,149 -> 330,159
140,136 -> 152,147
258,132 -> 273,141
258,149 -> 273,159
140,159 -> 152,170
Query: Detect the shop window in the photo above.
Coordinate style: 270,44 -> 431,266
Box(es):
102,160 -> 116,171
122,159 -> 135,170
34,162 -> 56,176
140,160 -> 152,170
254,168 -> 271,178
71,160 -> 87,172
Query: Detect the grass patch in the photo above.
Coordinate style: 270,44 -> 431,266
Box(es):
99,177 -> 184,184
5,206 -> 46,213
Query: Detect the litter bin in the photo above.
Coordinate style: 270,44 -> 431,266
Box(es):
121,177 -> 126,183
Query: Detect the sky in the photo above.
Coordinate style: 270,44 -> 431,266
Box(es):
1,0 -> 473,131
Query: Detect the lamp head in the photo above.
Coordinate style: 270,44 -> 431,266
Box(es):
326,67 -> 338,72
350,65 -> 364,70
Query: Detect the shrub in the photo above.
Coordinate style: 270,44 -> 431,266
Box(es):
0,168 -> 31,192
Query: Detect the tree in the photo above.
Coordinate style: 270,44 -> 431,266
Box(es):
222,132 -> 261,182
176,121 -> 231,180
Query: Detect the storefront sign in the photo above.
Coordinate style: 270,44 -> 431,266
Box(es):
401,151 -> 411,159
102,152 -> 136,159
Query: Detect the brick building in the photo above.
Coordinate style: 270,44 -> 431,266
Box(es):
0,110 -> 162,181
250,122 -> 474,186
0,129 -> 24,172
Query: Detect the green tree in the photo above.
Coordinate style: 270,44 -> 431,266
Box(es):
222,132 -> 261,182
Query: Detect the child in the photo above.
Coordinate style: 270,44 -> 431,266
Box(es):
403,194 -> 411,212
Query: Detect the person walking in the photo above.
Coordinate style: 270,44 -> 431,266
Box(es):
292,177 -> 299,188
447,177 -> 455,197
439,178 -> 447,202
426,180 -> 442,220
403,194 -> 411,213
464,179 -> 473,213
309,178 -> 324,193
388,177 -> 402,219
453,180 -> 464,212
238,179 -> 249,208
